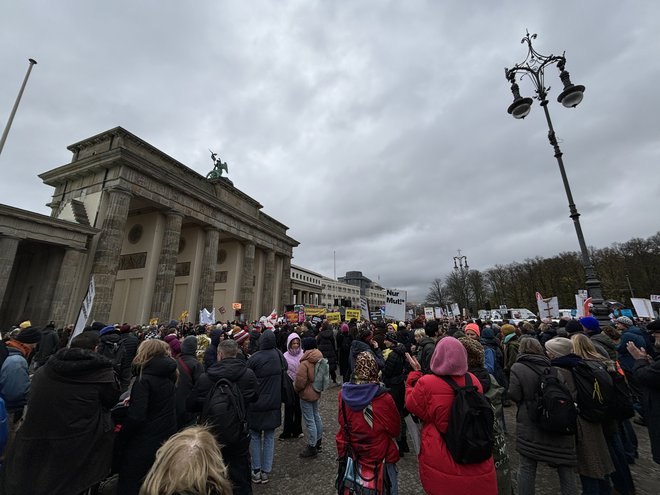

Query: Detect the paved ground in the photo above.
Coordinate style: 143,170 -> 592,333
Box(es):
255,384 -> 659,494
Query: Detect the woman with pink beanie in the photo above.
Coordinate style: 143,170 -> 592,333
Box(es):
405,337 -> 497,495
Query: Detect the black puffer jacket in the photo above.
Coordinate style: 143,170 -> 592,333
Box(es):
416,337 -> 436,375
175,336 -> 204,428
317,328 -> 338,369
118,355 -> 177,495
382,343 -> 407,413
119,331 -> 139,390
633,354 -> 660,464
0,348 -> 119,495
246,330 -> 283,431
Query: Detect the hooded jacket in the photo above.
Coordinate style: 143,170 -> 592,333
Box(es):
246,330 -> 283,431
0,347 -> 120,495
294,348 -> 323,402
349,339 -> 384,374
284,332 -> 302,381
416,336 -> 436,375
204,328 -> 224,370
0,344 -> 31,412
336,384 -> 400,464
616,326 -> 647,372
164,333 -> 181,357
316,327 -> 337,369
405,337 -> 497,495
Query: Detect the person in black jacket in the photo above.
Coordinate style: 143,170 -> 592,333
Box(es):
118,339 -> 177,495
336,323 -> 352,382
246,330 -> 282,484
33,322 -> 60,368
119,324 -> 139,392
382,332 -> 409,454
629,320 -> 660,464
188,338 -> 258,494
316,320 -> 338,383
348,327 -> 385,375
175,336 -> 204,429
0,332 -> 120,495
204,327 -> 224,370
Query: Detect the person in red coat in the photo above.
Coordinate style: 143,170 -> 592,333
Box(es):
336,351 -> 401,493
405,336 -> 497,495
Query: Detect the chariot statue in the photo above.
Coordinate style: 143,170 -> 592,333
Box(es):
207,150 -> 229,179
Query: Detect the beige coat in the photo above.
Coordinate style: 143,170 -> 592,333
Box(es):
294,349 -> 323,402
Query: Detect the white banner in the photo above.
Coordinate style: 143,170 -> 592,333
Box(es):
69,276 -> 95,346
434,307 -> 444,319
575,294 -> 586,318
650,294 -> 660,303
424,307 -> 435,320
631,298 -> 654,318
385,288 -> 407,322
451,303 -> 460,317
199,308 -> 216,325
359,297 -> 370,321
537,296 -> 560,318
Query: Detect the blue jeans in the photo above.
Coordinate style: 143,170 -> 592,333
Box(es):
300,398 -> 323,447
249,429 -> 275,474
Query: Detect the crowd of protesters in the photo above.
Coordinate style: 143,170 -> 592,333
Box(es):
0,312 -> 658,494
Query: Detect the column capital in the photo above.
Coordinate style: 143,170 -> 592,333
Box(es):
106,186 -> 133,198
164,209 -> 185,219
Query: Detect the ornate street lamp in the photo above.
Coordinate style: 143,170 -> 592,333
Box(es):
505,32 -> 608,325
453,255 -> 469,271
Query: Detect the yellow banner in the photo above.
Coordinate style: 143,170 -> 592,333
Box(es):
305,308 -> 327,317
179,310 -> 189,321
149,318 -> 158,326
327,312 -> 341,324
345,309 -> 361,321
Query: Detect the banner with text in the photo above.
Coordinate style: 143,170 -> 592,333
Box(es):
537,296 -> 560,318
424,307 -> 435,320
285,311 -> 299,324
434,307 -> 444,319
385,288 -> 407,322
359,297 -> 370,321
650,294 -> 660,303
631,298 -> 654,318
327,312 -> 341,324
345,309 -> 361,321
305,308 -> 327,317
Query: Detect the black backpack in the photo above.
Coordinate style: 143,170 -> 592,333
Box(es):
608,369 -> 635,420
200,377 -> 248,446
572,360 -> 615,423
98,338 -> 126,373
523,364 -> 577,435
440,374 -> 495,464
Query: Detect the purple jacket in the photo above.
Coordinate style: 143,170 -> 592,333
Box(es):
283,332 -> 302,381
164,334 -> 181,357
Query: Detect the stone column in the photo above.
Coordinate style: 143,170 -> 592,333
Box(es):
90,187 -> 132,323
0,236 -> 20,310
239,242 -> 255,321
261,250 -> 275,316
50,247 -> 85,326
280,255 -> 292,309
197,228 -> 220,314
150,210 -> 184,324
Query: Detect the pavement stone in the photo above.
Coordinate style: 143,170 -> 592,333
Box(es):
254,385 -> 659,494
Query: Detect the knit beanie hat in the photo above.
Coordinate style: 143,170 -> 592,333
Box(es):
579,316 -> 600,333
384,332 -> 399,344
465,323 -> 481,337
458,337 -> 485,368
14,326 -> 42,344
352,352 -> 379,384
616,316 -> 633,328
481,327 -> 495,340
181,335 -> 198,355
545,337 -> 574,357
232,329 -> 249,345
565,320 -> 582,335
302,337 -> 317,351
501,324 -> 516,336
340,323 -> 350,333
99,325 -> 118,336
430,336 -> 468,377
91,321 -> 106,332
647,319 -> 660,332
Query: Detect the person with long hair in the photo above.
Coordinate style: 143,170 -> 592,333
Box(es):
118,339 -> 178,495
140,425 -> 233,495
570,334 -> 634,495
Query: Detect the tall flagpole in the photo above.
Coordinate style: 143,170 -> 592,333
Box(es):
0,58 -> 37,158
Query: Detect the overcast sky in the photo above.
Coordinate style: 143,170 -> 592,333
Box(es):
1,1 -> 658,302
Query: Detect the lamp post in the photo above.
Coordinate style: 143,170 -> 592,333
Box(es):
453,250 -> 469,271
0,58 -> 37,158
505,32 -> 608,325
